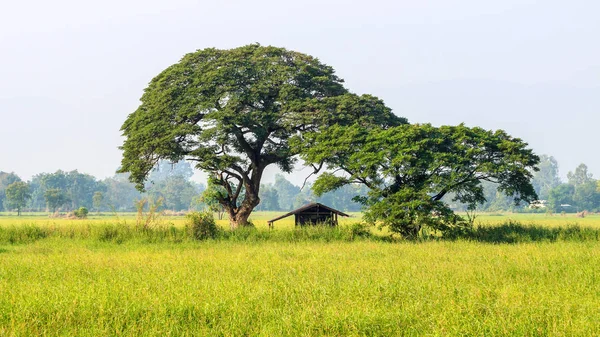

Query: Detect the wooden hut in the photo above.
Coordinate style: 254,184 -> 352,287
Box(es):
267,203 -> 349,228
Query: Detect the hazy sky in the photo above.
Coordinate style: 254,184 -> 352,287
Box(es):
1,0 -> 598,185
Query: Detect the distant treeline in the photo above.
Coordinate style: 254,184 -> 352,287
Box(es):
446,155 -> 600,213
1,156 -> 598,214
0,161 -> 367,213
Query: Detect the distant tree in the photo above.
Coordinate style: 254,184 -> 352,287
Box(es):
0,172 -> 22,212
44,188 -> 70,213
63,171 -> 104,210
92,191 -> 104,214
302,123 -> 539,238
548,184 -> 575,212
273,175 -> 301,211
148,160 -> 194,183
28,174 -> 46,211
573,181 -> 600,212
5,181 -> 31,216
567,163 -> 593,186
316,184 -> 369,212
33,170 -> 104,211
531,155 -> 561,200
199,182 -> 227,220
146,175 -> 200,211
293,184 -> 316,209
488,190 -> 519,212
103,173 -> 142,212
40,170 -> 68,190
118,44 -> 404,228
257,185 -> 280,211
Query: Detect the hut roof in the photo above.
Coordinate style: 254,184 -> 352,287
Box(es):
267,202 -> 350,224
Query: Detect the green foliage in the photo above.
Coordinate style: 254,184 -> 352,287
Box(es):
364,188 -> 466,238
44,188 -> 70,213
185,211 -> 219,240
531,155 -> 561,200
548,183 -> 575,212
5,181 -> 31,216
256,184 -> 280,211
0,172 -> 21,212
118,44 -> 403,227
102,173 -> 142,212
573,181 -> 600,211
148,160 -> 194,182
198,182 -> 227,220
92,191 -> 104,212
567,163 -> 593,186
35,170 -> 104,211
73,207 -> 89,219
446,222 -> 600,243
146,175 -> 199,211
273,174 -> 301,210
302,123 -> 540,238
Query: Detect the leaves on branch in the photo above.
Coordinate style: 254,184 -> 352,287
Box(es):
301,123 -> 540,237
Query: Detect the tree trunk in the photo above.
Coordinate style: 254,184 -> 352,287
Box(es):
228,206 -> 253,229
221,162 -> 266,229
225,190 -> 261,229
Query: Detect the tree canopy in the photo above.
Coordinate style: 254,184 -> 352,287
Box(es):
301,123 -> 540,237
44,188 -> 70,213
0,172 -> 22,212
119,44 -> 403,227
5,181 -> 31,216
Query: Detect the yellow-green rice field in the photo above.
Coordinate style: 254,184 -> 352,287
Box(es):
1,212 -> 600,336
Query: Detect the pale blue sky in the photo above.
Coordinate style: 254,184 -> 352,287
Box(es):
0,0 -> 598,184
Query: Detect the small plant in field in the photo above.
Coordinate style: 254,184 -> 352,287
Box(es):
348,223 -> 371,239
73,207 -> 89,219
135,197 -> 164,229
186,211 -> 219,240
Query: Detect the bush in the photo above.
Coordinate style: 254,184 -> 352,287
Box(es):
186,211 -> 219,240
346,223 -> 372,239
73,207 -> 89,219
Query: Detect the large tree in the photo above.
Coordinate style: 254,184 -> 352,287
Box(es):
5,181 -> 31,216
44,188 -> 70,213
300,123 -> 540,237
119,44 -> 403,228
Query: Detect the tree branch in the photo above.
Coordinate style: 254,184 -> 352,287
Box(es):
300,162 -> 323,191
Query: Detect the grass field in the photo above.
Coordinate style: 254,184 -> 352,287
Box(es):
1,212 -> 600,336
2,211 -> 599,229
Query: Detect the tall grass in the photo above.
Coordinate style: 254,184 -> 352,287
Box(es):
0,222 -> 377,245
1,240 -> 599,336
2,216 -> 600,335
2,220 -> 600,245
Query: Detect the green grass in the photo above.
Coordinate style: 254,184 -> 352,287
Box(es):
473,212 -> 600,228
1,212 -> 600,336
